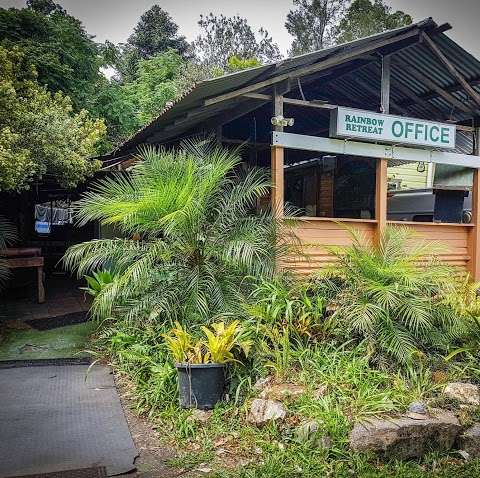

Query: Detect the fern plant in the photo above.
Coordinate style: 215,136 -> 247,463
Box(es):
318,226 -> 467,364
63,140 -> 294,323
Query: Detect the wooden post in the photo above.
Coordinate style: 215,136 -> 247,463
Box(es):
271,87 -> 284,217
37,265 -> 45,304
469,128 -> 480,280
271,146 -> 284,217
375,158 -> 388,242
381,55 -> 391,114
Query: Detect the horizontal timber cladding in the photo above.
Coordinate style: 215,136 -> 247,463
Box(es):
389,221 -> 472,270
282,218 -> 377,275
283,218 -> 472,275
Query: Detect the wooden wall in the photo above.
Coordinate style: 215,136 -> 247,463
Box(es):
390,221 -> 472,270
283,218 -> 377,275
283,218 -> 472,275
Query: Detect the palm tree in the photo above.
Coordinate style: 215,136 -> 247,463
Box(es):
318,226 -> 467,364
64,141 -> 293,323
0,215 -> 17,289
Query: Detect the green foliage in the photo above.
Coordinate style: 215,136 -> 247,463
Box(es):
0,2 -> 104,110
336,0 -> 412,44
63,141 -> 293,323
163,320 -> 251,364
0,46 -> 105,191
247,276 -> 328,340
0,215 -> 17,288
194,13 -> 281,69
226,55 -> 262,73
80,270 -> 115,298
86,78 -> 141,153
319,226 -> 468,364
115,5 -> 189,83
123,50 -> 209,125
285,0 -> 349,55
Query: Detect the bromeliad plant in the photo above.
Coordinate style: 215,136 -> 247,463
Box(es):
63,140 -> 294,323
163,320 -> 252,365
164,320 -> 252,409
80,270 -> 116,298
319,226 -> 468,364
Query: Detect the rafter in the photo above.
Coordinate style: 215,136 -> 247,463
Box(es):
422,33 -> 480,108
204,27 -> 422,107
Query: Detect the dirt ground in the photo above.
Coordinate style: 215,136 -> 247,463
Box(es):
115,375 -> 182,478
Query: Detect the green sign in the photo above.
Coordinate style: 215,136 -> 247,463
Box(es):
330,107 -> 456,150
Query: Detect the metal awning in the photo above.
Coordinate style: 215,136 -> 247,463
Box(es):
102,17 -> 480,162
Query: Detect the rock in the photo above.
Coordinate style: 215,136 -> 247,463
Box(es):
295,420 -> 332,449
349,409 -> 461,459
313,385 -> 327,400
406,401 -> 428,420
408,401 -> 427,414
295,420 -> 320,443
260,383 -> 306,401
254,376 -> 273,391
247,398 -> 286,425
444,382 -> 480,406
187,409 -> 212,424
457,423 -> 480,458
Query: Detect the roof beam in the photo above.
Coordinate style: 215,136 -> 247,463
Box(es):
422,33 -> 480,109
243,93 -> 336,110
146,98 -> 271,145
204,27 -> 422,107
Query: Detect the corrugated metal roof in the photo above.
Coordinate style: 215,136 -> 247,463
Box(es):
105,17 -> 480,161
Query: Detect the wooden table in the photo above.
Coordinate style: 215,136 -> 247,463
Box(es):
0,248 -> 45,303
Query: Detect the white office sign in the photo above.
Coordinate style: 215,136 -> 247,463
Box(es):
330,107 -> 456,150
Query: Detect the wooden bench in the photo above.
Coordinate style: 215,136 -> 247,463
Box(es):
1,248 -> 45,303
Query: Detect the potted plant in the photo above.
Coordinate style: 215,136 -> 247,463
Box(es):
164,321 -> 251,409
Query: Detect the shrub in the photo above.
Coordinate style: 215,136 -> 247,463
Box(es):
64,140 -> 294,324
318,226 -> 468,364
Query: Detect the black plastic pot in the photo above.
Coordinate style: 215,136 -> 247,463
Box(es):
175,363 -> 225,409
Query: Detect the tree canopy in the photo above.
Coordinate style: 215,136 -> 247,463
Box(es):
336,0 -> 412,44
115,5 -> 190,83
286,0 -> 349,55
0,1 -> 103,110
0,46 -> 105,192
194,13 -> 281,69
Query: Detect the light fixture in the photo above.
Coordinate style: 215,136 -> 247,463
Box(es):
271,115 -> 294,127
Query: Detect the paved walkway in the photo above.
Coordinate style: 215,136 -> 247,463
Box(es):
0,363 -> 138,476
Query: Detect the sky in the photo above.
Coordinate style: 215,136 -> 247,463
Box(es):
2,0 -> 480,59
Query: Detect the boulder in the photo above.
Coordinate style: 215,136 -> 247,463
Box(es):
444,382 -> 480,406
247,398 -> 286,425
349,409 -> 461,459
295,420 -> 332,449
457,423 -> 480,458
260,383 -> 306,401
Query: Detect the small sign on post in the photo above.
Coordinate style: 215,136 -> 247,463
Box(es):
330,106 -> 456,150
